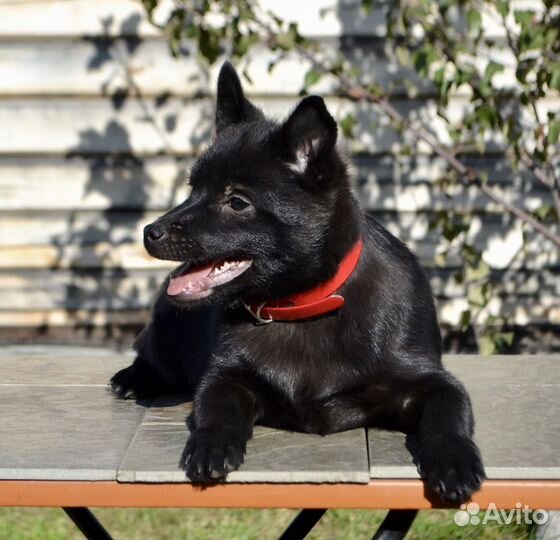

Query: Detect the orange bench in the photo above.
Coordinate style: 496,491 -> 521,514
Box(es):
1,346 -> 559,539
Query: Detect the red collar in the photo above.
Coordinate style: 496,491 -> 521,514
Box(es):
244,238 -> 363,323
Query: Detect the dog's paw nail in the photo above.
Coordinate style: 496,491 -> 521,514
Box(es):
183,454 -> 192,466
209,468 -> 224,479
109,383 -> 126,398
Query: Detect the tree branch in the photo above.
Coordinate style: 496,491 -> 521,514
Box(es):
254,16 -> 560,247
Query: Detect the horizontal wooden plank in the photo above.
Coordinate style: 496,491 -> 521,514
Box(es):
1,266 -> 558,308
0,96 -> 403,155
0,210 -> 556,269
0,97 -> 214,155
0,0 -> 535,38
1,96 -> 557,156
261,0 -> 537,40
0,0 -> 410,39
0,0 -> 158,38
0,38 -> 203,97
0,309 -> 149,328
0,271 -> 163,310
0,297 -> 556,327
0,244 -> 172,271
0,38 -> 425,97
0,155 -> 550,212
0,156 -> 191,210
0,211 -> 155,247
2,236 -> 553,273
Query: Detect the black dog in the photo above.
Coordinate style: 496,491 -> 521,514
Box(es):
110,62 -> 485,502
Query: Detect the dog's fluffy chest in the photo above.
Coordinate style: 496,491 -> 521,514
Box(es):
229,316 -> 359,402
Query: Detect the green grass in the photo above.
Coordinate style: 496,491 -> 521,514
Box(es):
0,508 -> 535,540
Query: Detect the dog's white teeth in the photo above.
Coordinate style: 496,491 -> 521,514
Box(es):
213,261 -> 240,276
182,281 -> 195,293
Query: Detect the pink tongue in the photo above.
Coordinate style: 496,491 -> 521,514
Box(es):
167,262 -> 215,296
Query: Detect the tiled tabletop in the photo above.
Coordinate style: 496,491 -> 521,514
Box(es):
0,346 -> 558,484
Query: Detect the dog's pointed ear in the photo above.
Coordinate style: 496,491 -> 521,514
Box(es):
216,62 -> 262,133
280,96 -> 337,174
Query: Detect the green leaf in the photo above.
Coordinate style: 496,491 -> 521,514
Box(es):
481,330 -> 515,354
475,104 -> 498,131
499,331 -> 515,348
268,12 -> 284,27
142,0 -> 158,19
435,252 -> 448,267
548,119 -> 560,145
434,67 -> 452,103
361,0 -> 373,13
339,113 -> 357,139
466,260 -> 491,282
275,31 -> 295,50
233,33 -> 257,58
544,26 -> 559,48
400,144 -> 412,156
496,0 -> 509,17
459,309 -> 471,331
455,68 -> 475,86
412,45 -> 438,77
549,62 -> 560,91
533,203 -> 557,223
480,61 -> 504,96
468,284 -> 487,307
484,61 -> 504,81
303,69 -> 322,89
275,23 -> 302,51
479,334 -> 496,355
467,9 -> 482,34
442,219 -> 468,242
514,10 -> 535,30
198,28 -> 221,64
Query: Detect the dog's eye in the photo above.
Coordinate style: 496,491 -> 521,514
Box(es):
226,196 -> 250,212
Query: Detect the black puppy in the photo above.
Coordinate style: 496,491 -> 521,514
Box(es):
111,62 -> 485,502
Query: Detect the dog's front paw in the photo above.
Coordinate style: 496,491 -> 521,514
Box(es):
417,435 -> 486,503
182,427 -> 246,483
110,363 -> 163,400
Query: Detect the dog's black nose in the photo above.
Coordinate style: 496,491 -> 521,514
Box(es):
144,223 -> 167,243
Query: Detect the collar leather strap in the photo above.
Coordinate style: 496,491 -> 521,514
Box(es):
244,238 -> 363,323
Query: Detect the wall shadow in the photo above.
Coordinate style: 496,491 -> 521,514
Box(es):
46,13 -> 212,344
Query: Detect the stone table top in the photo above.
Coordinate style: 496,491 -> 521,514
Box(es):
0,346 -> 558,484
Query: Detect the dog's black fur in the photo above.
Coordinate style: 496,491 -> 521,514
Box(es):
110,62 -> 485,502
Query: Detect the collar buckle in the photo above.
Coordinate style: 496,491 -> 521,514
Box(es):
243,302 -> 274,325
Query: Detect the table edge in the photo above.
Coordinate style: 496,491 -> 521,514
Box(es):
1,479 -> 559,510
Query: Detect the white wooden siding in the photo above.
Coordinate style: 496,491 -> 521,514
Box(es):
0,0 -> 557,332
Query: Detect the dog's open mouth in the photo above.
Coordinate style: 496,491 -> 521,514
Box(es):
167,259 -> 252,301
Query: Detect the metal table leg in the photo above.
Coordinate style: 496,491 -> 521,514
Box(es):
61,505 -> 415,540
278,509 -> 327,540
63,507 -> 114,540
371,509 -> 418,540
